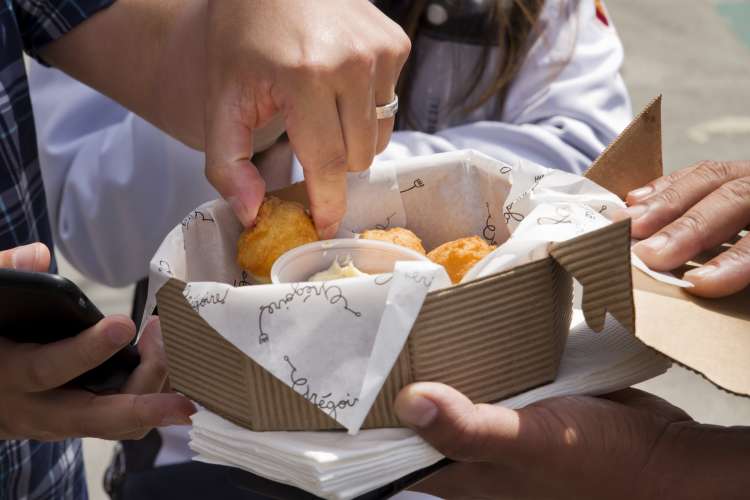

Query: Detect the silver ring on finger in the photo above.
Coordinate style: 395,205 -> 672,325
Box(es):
375,95 -> 399,120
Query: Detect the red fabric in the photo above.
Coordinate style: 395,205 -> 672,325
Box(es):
595,0 -> 609,26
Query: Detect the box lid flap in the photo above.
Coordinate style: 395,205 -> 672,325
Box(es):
550,219 -> 634,333
584,95 -> 664,196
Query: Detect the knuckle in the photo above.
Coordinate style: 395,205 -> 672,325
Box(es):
290,54 -> 331,79
315,152 -> 348,177
313,200 -> 347,226
394,33 -> 412,64
437,411 -> 481,461
380,35 -> 411,66
293,52 -> 357,81
204,162 -> 226,188
348,146 -> 375,172
717,177 -> 750,205
347,47 -> 376,74
383,22 -> 412,60
130,396 -> 148,432
348,158 -> 373,173
723,243 -> 750,266
655,186 -> 683,208
671,211 -> 710,238
693,160 -> 734,184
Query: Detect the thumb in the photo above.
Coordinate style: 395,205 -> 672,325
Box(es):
394,382 -> 524,463
0,243 -> 51,272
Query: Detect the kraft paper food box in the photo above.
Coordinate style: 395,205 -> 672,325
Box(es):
153,96 -> 750,432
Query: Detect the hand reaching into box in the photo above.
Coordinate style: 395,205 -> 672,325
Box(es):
204,0 -> 411,237
615,160 -> 750,297
41,0 -> 410,240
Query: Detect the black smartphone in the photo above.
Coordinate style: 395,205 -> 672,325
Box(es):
0,268 -> 140,393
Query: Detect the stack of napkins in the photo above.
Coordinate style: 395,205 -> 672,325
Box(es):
189,312 -> 670,500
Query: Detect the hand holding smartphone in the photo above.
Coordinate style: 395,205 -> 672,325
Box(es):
0,268 -> 140,393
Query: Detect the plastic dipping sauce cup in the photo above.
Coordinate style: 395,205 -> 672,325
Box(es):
270,239 -> 430,284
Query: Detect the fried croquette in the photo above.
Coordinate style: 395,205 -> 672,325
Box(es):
427,236 -> 495,284
237,196 -> 318,282
360,227 -> 426,255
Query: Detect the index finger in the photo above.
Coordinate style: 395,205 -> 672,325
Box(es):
621,161 -> 750,240
0,315 -> 135,392
633,176 -> 750,271
625,160 -> 750,206
285,88 -> 348,239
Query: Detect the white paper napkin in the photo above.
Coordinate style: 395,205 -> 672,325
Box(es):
189,311 -> 671,500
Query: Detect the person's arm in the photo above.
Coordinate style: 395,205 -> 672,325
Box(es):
615,160 -> 750,297
377,0 -> 631,175
0,243 -> 195,440
395,383 -> 750,500
28,62 -> 217,287
33,0 -> 411,235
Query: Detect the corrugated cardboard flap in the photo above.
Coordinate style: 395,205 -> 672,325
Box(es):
550,219 -> 633,333
633,268 -> 750,396
585,95 -> 663,198
584,94 -> 750,396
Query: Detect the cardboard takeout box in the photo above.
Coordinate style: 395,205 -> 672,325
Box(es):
156,96 -> 750,432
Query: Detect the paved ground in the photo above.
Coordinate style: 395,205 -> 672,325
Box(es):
62,1 -> 750,498
609,0 -> 750,172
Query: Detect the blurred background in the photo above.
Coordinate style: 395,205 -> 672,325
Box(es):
57,0 -> 750,498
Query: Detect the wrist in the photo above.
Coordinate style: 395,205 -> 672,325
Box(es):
151,0 -> 207,149
639,421 -> 750,499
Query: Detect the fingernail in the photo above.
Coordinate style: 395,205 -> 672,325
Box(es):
622,204 -> 649,221
684,265 -> 718,280
396,394 -> 438,428
107,323 -> 134,346
318,222 -> 340,240
11,244 -> 39,271
228,197 -> 256,227
628,186 -> 654,200
159,415 -> 192,427
638,233 -> 670,253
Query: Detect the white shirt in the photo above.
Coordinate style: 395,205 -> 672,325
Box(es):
29,0 -> 630,477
